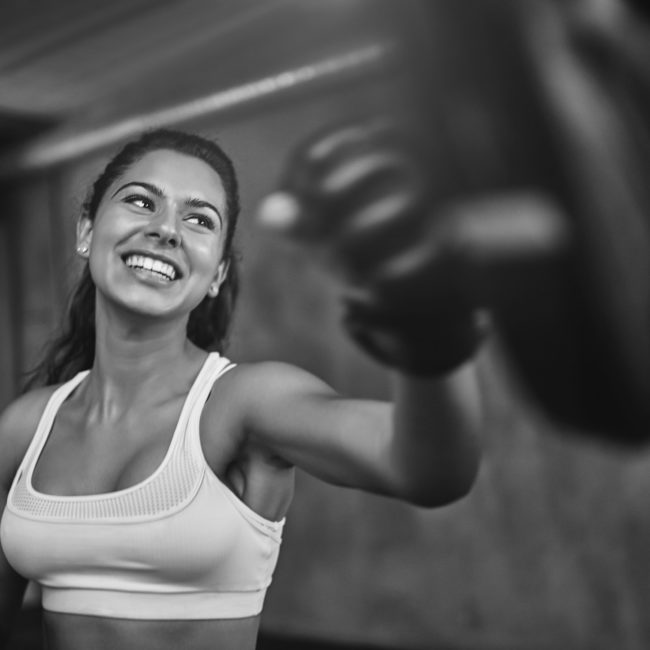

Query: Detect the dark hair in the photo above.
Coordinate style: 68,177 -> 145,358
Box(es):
25,128 -> 241,390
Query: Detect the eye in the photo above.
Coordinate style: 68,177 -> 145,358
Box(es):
185,214 -> 217,230
124,194 -> 154,210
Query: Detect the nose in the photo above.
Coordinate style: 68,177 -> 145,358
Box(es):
145,207 -> 181,248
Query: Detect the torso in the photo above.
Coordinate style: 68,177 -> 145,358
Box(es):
31,356 -> 294,523
43,610 -> 262,650
2,355 -> 294,650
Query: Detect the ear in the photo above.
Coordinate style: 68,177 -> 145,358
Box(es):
76,217 -> 93,258
207,259 -> 229,298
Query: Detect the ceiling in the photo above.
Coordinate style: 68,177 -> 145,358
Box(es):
0,0 -> 404,157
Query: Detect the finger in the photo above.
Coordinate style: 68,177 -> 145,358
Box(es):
302,117 -> 400,164
256,191 -> 302,233
258,147 -> 425,247
339,192 -> 570,314
278,118 -> 421,201
329,180 -> 431,277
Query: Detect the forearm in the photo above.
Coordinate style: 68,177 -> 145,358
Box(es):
389,360 -> 483,507
238,361 -> 483,506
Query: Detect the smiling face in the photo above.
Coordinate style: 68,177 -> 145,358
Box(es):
77,149 -> 229,322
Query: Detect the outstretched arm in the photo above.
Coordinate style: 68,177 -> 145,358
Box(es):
248,120 -> 487,505
390,363 -> 482,505
231,359 -> 481,508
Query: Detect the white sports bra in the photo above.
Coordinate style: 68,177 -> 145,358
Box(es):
0,353 -> 285,620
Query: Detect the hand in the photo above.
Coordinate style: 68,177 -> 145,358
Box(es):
257,120 -> 487,376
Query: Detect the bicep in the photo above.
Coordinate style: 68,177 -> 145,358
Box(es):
241,363 -> 396,495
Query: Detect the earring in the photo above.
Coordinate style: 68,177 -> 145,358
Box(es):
208,283 -> 220,298
77,244 -> 89,256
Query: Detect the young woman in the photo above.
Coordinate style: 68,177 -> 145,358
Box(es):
0,127 -> 483,650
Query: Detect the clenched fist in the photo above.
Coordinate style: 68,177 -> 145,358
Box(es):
257,120 -> 487,376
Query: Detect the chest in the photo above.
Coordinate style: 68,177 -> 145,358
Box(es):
30,395 -> 238,498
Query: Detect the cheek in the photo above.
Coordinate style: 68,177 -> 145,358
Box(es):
189,235 -> 225,273
86,213 -> 135,282
89,211 -> 121,250
93,204 -> 144,241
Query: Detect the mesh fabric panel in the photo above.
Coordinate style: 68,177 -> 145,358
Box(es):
11,440 -> 203,522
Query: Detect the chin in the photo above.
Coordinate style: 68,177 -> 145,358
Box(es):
96,272 -> 207,322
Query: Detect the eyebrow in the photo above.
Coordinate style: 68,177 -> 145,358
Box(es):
112,181 -> 223,222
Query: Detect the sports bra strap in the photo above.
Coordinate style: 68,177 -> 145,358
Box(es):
185,355 -> 236,450
11,371 -> 89,492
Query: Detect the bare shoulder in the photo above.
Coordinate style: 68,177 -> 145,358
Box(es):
204,360 -> 345,461
200,360 -> 337,447
0,386 -> 59,488
0,386 -> 58,434
224,361 -> 336,403
205,361 -> 334,413
201,363 -> 307,519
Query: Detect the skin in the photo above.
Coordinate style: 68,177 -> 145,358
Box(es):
0,149 -> 482,650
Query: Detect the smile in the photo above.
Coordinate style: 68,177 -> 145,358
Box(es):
123,254 -> 179,282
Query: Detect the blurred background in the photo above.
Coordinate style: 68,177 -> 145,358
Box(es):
1,1 -> 650,648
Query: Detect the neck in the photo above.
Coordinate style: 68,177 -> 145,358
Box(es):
85,299 -> 207,419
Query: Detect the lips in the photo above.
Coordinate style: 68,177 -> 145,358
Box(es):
122,253 -> 181,282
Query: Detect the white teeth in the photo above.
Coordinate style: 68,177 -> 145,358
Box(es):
124,254 -> 176,281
